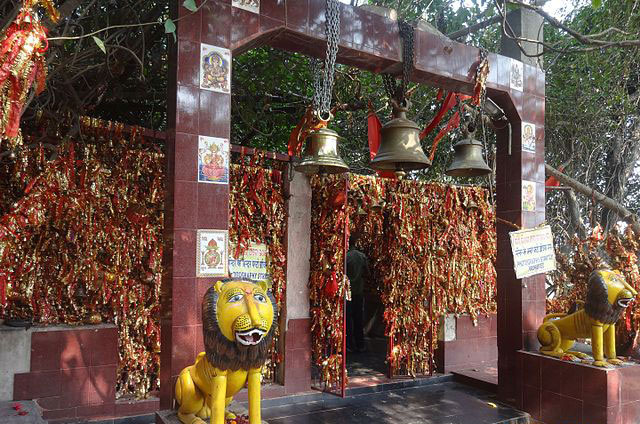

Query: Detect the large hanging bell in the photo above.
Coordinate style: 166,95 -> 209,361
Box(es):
295,127 -> 349,175
445,129 -> 492,177
370,101 -> 431,172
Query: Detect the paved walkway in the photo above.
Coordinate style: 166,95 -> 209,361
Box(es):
258,381 -> 528,424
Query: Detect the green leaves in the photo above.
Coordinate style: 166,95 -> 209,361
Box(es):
591,0 -> 602,8
92,36 -> 106,54
164,18 -> 176,42
183,0 -> 197,12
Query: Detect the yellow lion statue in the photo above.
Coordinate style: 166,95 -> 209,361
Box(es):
538,269 -> 637,367
175,279 -> 277,424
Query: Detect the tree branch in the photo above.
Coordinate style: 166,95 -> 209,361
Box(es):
507,0 -> 640,49
545,164 -> 640,233
447,15 -> 502,40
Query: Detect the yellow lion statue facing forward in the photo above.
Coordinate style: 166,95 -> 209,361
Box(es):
538,269 -> 637,367
175,279 -> 277,424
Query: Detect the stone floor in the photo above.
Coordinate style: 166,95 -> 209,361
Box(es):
253,381 -> 527,424
158,380 -> 528,424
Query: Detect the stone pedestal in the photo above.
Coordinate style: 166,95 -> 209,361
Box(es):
518,350 -> 640,424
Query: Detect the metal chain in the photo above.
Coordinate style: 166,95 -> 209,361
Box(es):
311,0 -> 341,119
382,20 -> 414,105
398,20 -> 414,104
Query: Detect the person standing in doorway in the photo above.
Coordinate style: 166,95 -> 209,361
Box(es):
346,232 -> 370,353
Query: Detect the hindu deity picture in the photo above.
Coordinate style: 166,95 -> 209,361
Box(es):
522,180 -> 536,212
510,59 -> 523,91
522,122 -> 536,153
232,0 -> 259,13
196,229 -> 228,277
198,135 -> 229,184
200,44 -> 231,93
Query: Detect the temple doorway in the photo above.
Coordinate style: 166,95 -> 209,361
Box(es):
345,275 -> 388,378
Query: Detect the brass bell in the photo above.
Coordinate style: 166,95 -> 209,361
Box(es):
295,127 -> 349,175
446,127 -> 492,177
371,101 -> 431,172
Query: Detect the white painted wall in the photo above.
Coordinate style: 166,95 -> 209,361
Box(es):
285,171 -> 312,325
0,326 -> 31,401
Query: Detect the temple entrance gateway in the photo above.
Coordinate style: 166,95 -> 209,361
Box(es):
162,0 -> 545,416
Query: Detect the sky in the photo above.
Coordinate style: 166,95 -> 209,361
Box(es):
337,0 -> 589,20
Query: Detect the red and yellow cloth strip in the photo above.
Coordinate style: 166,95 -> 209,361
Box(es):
228,155 -> 287,381
0,0 -> 58,144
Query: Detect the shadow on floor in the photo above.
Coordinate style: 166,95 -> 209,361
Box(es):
346,336 -> 388,377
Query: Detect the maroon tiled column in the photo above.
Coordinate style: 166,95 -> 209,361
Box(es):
160,0 -> 232,408
494,62 -> 547,406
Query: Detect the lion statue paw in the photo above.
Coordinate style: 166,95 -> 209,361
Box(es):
592,360 -> 613,368
177,412 -> 207,424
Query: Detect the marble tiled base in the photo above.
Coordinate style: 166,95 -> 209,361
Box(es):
518,350 -> 640,424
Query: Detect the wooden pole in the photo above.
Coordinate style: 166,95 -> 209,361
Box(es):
545,164 -> 640,233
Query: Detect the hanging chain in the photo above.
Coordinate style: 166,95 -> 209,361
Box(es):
382,20 -> 415,105
311,0 -> 341,120
399,20 -> 414,104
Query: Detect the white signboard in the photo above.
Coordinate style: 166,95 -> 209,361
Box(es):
229,242 -> 269,281
509,225 -> 556,279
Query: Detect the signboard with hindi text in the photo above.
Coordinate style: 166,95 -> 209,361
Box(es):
509,225 -> 556,279
229,242 -> 269,281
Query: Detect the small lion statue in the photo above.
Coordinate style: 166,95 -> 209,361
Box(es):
538,269 -> 637,367
175,278 -> 277,424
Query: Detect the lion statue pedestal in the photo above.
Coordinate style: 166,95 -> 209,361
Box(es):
538,269 -> 637,367
173,279 -> 277,424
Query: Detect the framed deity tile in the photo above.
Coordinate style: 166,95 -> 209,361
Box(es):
522,180 -> 536,212
232,0 -> 259,14
510,59 -> 523,92
200,44 -> 231,93
196,229 -> 228,277
522,122 -> 536,153
198,135 -> 229,184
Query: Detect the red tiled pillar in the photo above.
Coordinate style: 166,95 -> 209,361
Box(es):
495,59 -> 547,407
161,0 -> 232,408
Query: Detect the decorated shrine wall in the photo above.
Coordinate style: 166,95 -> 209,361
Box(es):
0,130 -> 289,398
309,174 -> 497,386
228,153 -> 288,381
309,175 -> 349,392
0,118 -> 164,398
